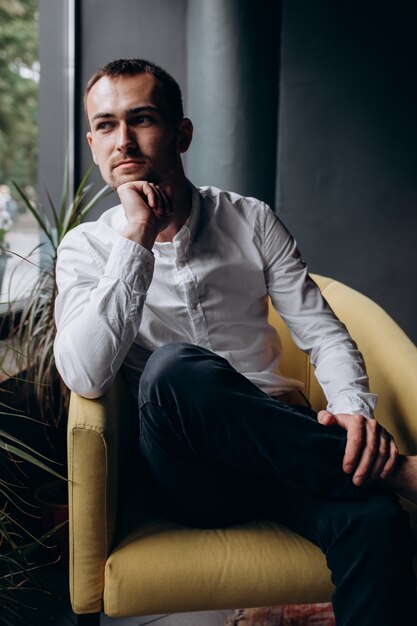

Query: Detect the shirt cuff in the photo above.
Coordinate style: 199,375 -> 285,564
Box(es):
104,235 -> 155,293
327,393 -> 378,420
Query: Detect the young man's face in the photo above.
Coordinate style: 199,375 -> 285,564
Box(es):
86,73 -> 185,189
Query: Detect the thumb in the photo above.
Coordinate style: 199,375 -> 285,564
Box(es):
318,410 -> 338,426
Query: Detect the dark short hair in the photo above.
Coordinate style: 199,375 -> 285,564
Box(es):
84,58 -> 184,125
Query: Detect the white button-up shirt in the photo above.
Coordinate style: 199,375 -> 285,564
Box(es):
54,183 -> 377,418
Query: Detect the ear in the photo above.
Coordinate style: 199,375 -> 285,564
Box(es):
176,118 -> 193,154
86,131 -> 99,165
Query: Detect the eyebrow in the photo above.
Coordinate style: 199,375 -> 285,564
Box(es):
91,105 -> 161,122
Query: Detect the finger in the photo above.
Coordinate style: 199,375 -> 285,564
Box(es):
149,184 -> 167,217
141,181 -> 158,209
153,184 -> 173,217
352,419 -> 380,485
159,188 -> 173,215
367,429 -> 390,482
317,410 -> 337,426
117,182 -> 155,215
342,414 -> 366,475
380,438 -> 399,479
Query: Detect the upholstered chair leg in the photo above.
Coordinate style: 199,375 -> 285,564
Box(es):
77,613 -> 100,625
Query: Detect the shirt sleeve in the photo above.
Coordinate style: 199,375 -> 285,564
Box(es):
54,230 -> 154,398
262,205 -> 377,419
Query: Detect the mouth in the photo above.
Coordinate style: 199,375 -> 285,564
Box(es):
113,160 -> 146,170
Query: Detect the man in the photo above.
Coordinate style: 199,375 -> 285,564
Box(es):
54,59 -> 417,625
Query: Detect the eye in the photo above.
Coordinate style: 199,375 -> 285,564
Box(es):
95,121 -> 114,132
132,114 -> 155,126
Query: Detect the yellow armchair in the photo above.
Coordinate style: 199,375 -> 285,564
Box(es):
67,275 -> 417,624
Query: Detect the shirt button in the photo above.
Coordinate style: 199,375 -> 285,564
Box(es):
191,302 -> 198,311
179,260 -> 186,268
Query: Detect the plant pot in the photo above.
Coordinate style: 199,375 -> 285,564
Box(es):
34,480 -> 69,568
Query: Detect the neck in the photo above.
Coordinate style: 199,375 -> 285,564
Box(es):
156,171 -> 192,243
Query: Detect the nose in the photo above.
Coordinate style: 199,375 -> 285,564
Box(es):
116,122 -> 137,153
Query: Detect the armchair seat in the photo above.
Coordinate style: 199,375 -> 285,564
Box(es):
68,275 -> 417,619
104,513 -> 331,617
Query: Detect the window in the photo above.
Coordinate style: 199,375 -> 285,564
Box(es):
0,0 -> 40,311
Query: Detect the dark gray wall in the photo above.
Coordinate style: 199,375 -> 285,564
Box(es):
277,0 -> 417,342
77,0 -> 188,217
186,0 -> 280,208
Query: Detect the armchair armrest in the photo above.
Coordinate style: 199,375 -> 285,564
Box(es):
67,371 -> 136,614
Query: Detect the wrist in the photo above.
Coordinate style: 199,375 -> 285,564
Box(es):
120,223 -> 157,250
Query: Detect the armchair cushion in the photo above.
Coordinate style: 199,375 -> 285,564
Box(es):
104,516 -> 332,617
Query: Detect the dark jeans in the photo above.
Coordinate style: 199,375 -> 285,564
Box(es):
138,342 -> 417,626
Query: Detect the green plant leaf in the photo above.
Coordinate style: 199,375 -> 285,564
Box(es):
1,247 -> 52,275
44,187 -> 60,245
0,429 -> 61,465
11,182 -> 55,250
78,183 -> 111,223
59,153 -> 70,225
0,441 -> 66,481
16,520 -> 68,559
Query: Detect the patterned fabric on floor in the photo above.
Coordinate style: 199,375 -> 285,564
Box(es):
225,603 -> 335,626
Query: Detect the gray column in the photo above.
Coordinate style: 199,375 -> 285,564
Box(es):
38,0 -> 72,213
186,0 -> 281,208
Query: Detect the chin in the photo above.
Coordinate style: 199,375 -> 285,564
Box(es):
114,169 -> 159,186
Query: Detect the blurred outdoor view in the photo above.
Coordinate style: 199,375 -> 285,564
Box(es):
0,0 -> 39,310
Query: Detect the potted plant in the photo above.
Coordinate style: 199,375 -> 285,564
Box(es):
4,167 -> 109,433
0,394 -> 67,625
0,168 -> 109,570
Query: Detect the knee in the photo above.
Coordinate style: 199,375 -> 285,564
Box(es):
321,489 -> 412,552
360,492 -> 412,546
139,342 -> 212,405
